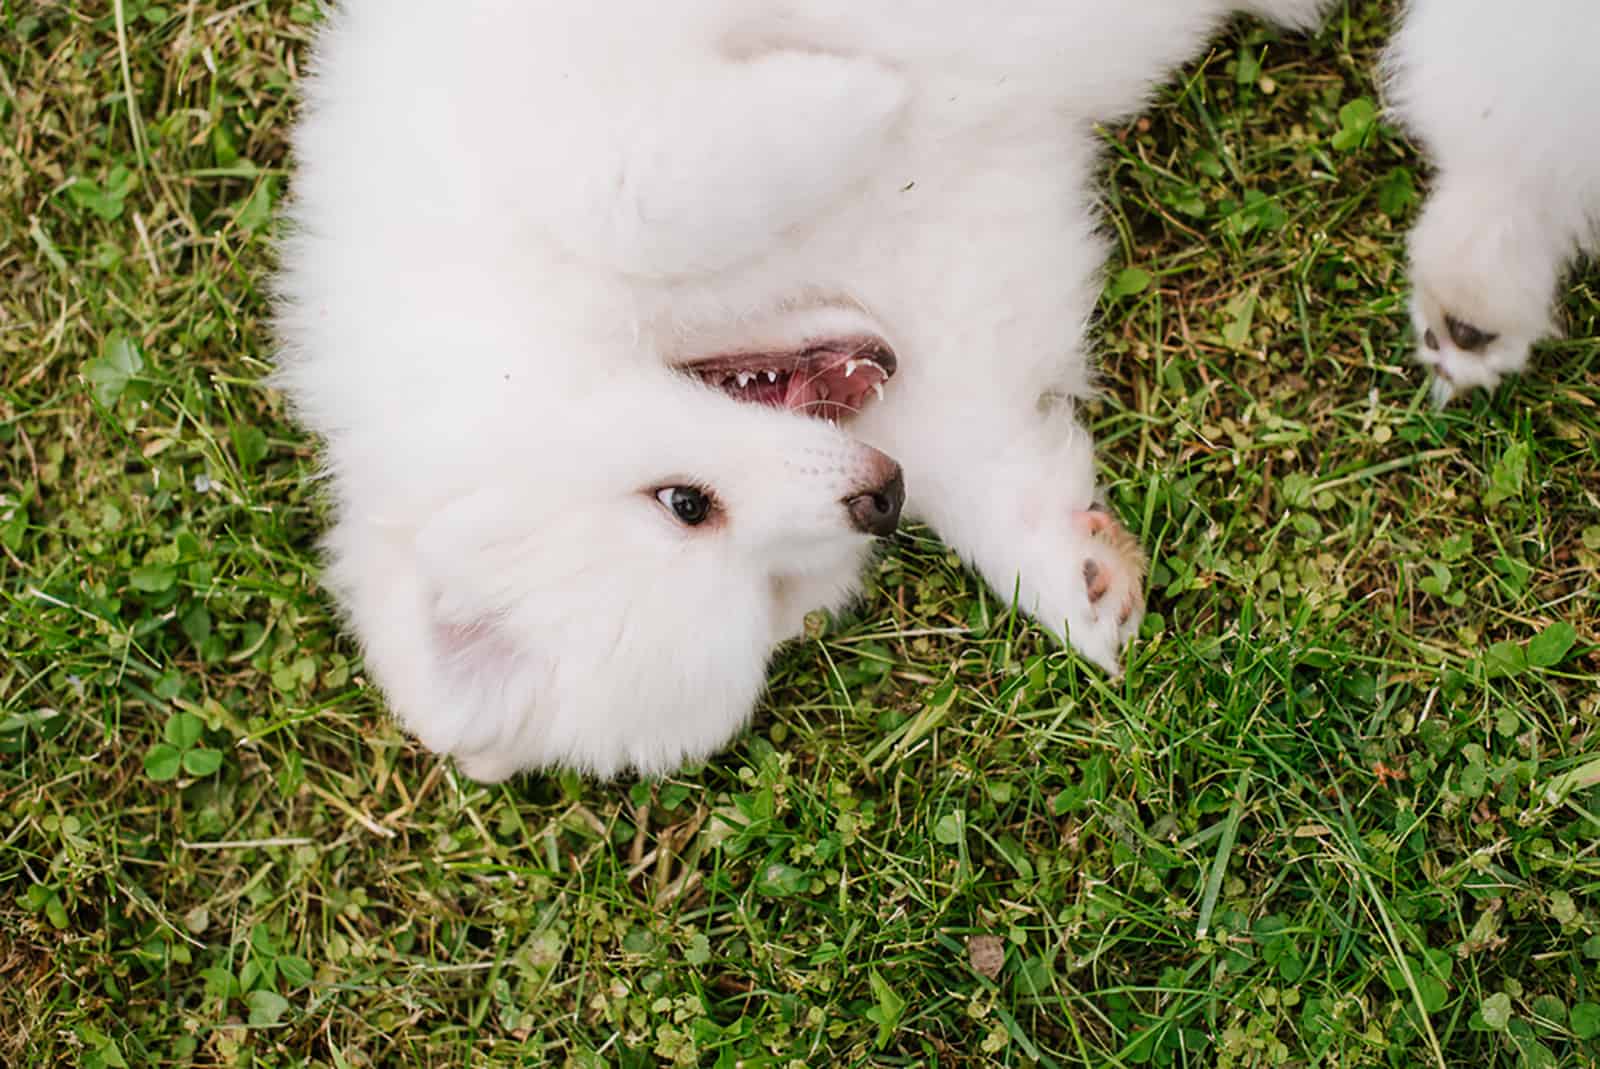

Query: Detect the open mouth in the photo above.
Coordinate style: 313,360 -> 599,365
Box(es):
683,336 -> 896,423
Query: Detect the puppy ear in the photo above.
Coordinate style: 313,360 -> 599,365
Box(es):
403,489 -> 552,779
423,611 -> 550,782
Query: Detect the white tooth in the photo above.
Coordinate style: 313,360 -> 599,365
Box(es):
872,382 -> 885,401
765,370 -> 778,383
736,371 -> 753,387
844,359 -> 859,378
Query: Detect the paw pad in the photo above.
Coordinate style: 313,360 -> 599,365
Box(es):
1083,559 -> 1108,602
1073,506 -> 1146,630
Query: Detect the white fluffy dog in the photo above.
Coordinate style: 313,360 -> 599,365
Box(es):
1383,0 -> 1600,403
276,0 -> 1332,780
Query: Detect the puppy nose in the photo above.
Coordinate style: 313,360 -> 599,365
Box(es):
844,457 -> 904,537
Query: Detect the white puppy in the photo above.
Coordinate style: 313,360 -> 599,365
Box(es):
1383,0 -> 1600,404
276,0 -> 1332,780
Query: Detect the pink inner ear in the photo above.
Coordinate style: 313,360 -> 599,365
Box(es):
425,605 -> 553,753
430,612 -> 522,673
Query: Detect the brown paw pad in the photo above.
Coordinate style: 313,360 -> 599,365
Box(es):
1072,505 -> 1148,628
1083,558 -> 1109,602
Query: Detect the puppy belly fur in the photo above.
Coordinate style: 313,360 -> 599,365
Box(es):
276,0 -> 1336,779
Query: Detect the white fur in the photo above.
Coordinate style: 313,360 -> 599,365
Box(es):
276,0 -> 1333,780
1382,0 -> 1600,402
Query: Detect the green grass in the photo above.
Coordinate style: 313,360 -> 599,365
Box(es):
4,2 -> 1599,1066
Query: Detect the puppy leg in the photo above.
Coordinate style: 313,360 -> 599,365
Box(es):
537,52 -> 907,278
941,426 -> 1144,675
867,398 -> 1145,675
846,148 -> 1146,672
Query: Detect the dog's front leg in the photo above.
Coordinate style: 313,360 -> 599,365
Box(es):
866,395 -> 1145,675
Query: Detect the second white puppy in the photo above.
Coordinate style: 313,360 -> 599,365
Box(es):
1383,0 -> 1600,403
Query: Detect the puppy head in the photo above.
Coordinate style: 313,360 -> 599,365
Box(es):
334,373 -> 902,782
1407,185 -> 1563,404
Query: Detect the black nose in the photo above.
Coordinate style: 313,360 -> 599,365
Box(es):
845,467 -> 904,537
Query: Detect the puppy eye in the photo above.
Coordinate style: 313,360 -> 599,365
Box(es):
1444,313 -> 1497,353
655,485 -> 714,526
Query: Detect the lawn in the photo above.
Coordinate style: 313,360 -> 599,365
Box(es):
3,2 -> 1599,1066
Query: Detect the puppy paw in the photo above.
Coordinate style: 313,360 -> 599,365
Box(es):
1062,507 -> 1146,674
1076,508 -> 1146,628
